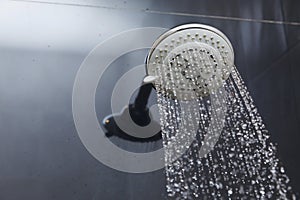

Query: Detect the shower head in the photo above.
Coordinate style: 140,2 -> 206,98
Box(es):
145,24 -> 234,100
103,23 -> 234,141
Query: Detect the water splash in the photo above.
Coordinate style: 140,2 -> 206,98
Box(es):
154,53 -> 296,199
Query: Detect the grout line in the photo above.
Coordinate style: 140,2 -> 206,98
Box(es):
145,10 -> 300,26
10,0 -> 300,26
10,0 -> 119,9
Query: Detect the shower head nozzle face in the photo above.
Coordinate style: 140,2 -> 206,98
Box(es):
146,24 -> 234,100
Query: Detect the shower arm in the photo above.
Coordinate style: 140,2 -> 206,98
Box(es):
101,76 -> 161,141
128,75 -> 158,126
132,82 -> 152,112
129,82 -> 152,127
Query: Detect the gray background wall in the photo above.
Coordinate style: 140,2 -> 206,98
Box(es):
0,0 -> 299,199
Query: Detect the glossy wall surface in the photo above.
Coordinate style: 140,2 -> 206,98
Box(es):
0,0 -> 299,199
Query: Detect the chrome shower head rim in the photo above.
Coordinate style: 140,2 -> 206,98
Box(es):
146,23 -> 234,66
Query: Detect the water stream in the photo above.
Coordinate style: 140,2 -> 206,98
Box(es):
154,52 -> 296,199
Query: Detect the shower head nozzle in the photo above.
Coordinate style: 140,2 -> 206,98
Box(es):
145,24 -> 234,100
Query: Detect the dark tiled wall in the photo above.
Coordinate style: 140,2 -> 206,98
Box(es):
0,0 -> 299,199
